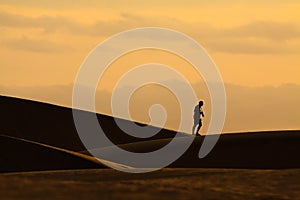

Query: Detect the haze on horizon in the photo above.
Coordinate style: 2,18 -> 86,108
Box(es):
0,0 -> 300,133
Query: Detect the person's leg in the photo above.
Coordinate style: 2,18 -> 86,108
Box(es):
192,125 -> 196,135
196,120 -> 202,136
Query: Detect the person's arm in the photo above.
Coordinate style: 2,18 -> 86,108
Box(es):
200,108 -> 205,117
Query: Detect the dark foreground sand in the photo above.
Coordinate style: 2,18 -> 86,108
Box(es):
1,168 -> 299,200
1,96 -> 300,200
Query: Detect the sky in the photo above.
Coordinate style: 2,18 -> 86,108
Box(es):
0,1 -> 299,133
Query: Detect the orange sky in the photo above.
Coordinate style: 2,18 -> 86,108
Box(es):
1,1 -> 300,132
1,1 -> 300,87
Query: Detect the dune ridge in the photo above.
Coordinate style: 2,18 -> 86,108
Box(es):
0,95 -> 299,172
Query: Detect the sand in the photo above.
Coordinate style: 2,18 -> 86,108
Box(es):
1,168 -> 299,200
1,95 -> 300,199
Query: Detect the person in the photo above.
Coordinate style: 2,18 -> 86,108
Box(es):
192,100 -> 205,136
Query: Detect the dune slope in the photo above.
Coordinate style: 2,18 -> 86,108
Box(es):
0,95 -> 299,171
0,134 -> 103,173
0,95 -> 180,151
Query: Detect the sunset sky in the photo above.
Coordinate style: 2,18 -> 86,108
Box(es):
1,1 -> 299,133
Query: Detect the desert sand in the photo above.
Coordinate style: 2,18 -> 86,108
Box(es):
0,95 -> 299,199
1,168 -> 300,200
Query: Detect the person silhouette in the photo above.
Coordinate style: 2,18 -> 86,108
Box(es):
192,100 -> 205,136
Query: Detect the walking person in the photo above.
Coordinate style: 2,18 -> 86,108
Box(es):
192,100 -> 205,136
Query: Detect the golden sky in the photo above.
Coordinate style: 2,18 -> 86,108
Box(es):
1,1 -> 300,132
1,0 -> 300,87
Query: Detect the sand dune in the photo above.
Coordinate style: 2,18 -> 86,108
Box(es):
0,134 -> 104,173
83,130 -> 300,169
1,168 -> 299,200
0,95 -> 300,200
0,95 -> 182,152
0,134 -> 142,173
0,95 -> 299,173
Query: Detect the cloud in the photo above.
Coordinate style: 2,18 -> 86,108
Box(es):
229,21 -> 300,41
202,38 -> 299,54
0,11 -> 180,36
0,10 -> 300,54
0,0 -> 299,9
223,83 -> 300,132
0,11 -> 85,33
192,21 -> 300,54
193,21 -> 300,41
1,82 -> 300,133
1,35 -> 70,53
2,10 -> 299,40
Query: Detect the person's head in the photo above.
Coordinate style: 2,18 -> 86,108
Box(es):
199,100 -> 204,107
